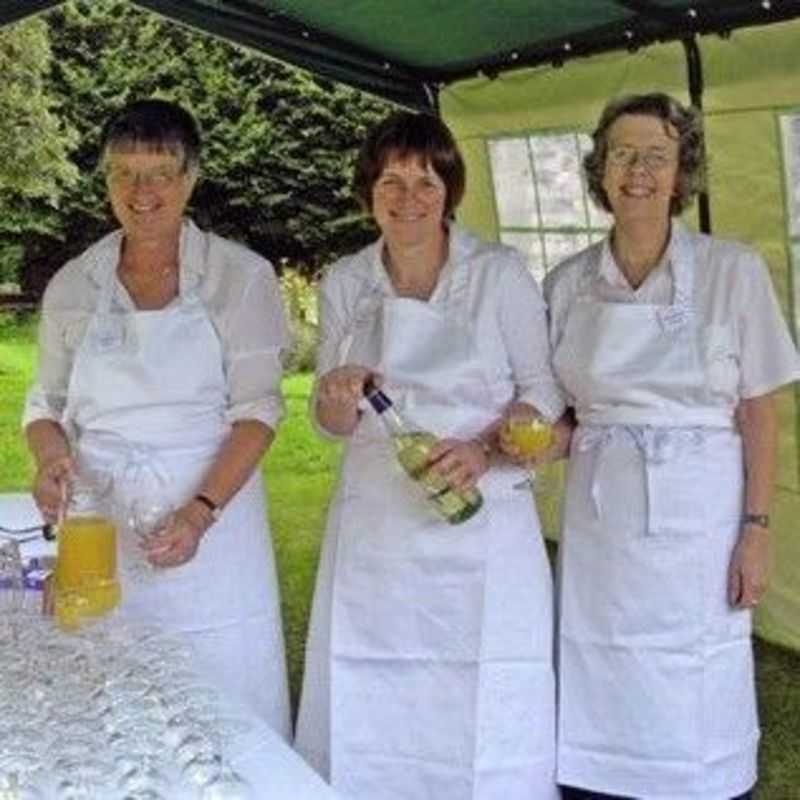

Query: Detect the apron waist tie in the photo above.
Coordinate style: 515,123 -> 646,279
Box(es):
576,425 -> 706,535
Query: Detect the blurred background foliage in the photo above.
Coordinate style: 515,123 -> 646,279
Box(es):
279,268 -> 318,373
0,0 -> 391,300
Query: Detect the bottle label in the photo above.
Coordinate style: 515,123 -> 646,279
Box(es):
364,386 -> 392,414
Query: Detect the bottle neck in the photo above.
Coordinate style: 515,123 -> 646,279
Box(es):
364,387 -> 410,435
377,405 -> 408,436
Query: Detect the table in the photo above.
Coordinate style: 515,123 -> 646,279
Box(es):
0,492 -> 56,562
0,492 -> 343,800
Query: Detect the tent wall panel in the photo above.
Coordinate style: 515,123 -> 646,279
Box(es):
457,138 -> 497,242
442,43 -> 687,143
702,19 -> 800,113
443,20 -> 800,649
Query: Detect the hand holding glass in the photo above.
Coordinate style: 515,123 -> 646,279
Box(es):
128,498 -> 174,577
500,411 -> 554,490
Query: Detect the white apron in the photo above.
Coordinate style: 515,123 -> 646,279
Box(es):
295,260 -> 558,799
64,256 -> 290,739
553,244 -> 758,798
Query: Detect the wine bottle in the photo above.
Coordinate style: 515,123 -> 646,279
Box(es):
363,382 -> 483,525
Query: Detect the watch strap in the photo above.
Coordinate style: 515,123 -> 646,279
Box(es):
194,493 -> 221,521
742,512 -> 769,529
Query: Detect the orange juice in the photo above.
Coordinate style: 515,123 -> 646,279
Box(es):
506,418 -> 554,457
56,515 -> 121,622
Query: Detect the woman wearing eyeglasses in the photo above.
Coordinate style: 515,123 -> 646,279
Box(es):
23,99 -> 291,737
544,93 -> 800,799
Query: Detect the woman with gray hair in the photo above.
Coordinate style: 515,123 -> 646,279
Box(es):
543,93 -> 800,798
24,99 -> 291,736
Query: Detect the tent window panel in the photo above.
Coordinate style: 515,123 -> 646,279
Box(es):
488,131 -> 609,278
544,232 -> 591,269
500,232 -> 545,284
781,115 -> 800,239
793,244 -> 800,340
779,112 -> 800,341
488,139 -> 538,227
578,133 -> 613,230
530,134 -> 584,227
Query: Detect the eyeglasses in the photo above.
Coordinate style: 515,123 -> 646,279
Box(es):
374,176 -> 445,203
606,146 -> 675,171
105,164 -> 185,188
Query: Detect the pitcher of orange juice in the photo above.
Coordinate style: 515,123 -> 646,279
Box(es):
55,469 -> 121,628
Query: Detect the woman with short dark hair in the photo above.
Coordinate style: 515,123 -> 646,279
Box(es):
544,92 -> 800,799
24,98 -> 291,736
294,110 -> 564,799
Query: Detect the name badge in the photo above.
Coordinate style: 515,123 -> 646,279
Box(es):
657,304 -> 692,334
91,314 -> 128,353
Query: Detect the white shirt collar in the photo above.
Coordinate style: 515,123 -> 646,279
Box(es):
595,221 -> 695,316
80,218 -> 206,295
598,226 -> 674,293
366,223 -> 477,295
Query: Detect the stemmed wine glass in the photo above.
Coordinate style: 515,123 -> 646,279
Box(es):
126,496 -> 174,581
499,409 -> 555,490
200,766 -> 254,800
197,720 -> 254,800
174,697 -> 253,798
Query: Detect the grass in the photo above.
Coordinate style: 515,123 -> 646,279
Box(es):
2,315 -> 799,796
0,313 -> 38,491
263,373 -> 341,708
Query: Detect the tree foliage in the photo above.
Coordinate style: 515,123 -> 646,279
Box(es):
0,17 -> 78,203
14,0 -> 390,294
0,16 -> 78,282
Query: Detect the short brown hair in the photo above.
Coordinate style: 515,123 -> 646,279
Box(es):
584,93 -> 705,216
100,98 -> 201,171
353,111 -> 466,219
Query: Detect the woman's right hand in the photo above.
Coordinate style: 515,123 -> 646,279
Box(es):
317,365 -> 380,411
315,365 -> 381,437
33,455 -> 76,523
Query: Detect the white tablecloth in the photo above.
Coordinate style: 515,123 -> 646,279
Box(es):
0,492 -> 343,800
0,492 -> 56,561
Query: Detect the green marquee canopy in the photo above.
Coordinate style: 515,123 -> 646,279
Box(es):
2,0 -> 800,108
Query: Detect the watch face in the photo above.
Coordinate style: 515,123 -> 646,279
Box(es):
743,514 -> 769,528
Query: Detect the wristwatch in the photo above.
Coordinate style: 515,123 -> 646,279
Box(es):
194,493 -> 222,521
742,513 -> 769,529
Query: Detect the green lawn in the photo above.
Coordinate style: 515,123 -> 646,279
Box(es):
263,372 -> 342,708
2,315 -> 798,796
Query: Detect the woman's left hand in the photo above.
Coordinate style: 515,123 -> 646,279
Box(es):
427,438 -> 489,491
142,502 -> 209,568
727,525 -> 771,609
497,407 -> 574,468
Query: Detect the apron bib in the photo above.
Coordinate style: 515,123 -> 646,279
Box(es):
554,246 -> 757,798
64,257 -> 290,738
297,259 -> 558,799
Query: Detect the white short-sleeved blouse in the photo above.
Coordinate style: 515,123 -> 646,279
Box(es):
544,222 -> 800,414
315,224 -> 565,432
23,219 -> 290,431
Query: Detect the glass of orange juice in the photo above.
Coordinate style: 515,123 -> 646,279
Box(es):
500,410 -> 555,490
55,470 -> 121,628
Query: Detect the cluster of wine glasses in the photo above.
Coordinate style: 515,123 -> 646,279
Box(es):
0,539 -> 40,633
0,604 -> 254,799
